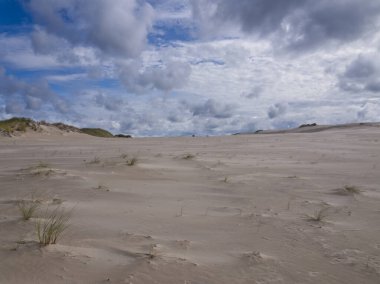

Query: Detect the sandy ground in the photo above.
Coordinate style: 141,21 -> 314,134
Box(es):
1,126 -> 380,284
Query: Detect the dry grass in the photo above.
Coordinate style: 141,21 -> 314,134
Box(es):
332,185 -> 362,196
182,154 -> 195,160
88,157 -> 101,164
126,157 -> 138,166
343,185 -> 361,194
36,207 -> 71,245
95,183 -> 110,191
307,207 -> 329,222
17,200 -> 40,220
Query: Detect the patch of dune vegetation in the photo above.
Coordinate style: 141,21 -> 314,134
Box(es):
0,117 -> 132,138
80,128 -> 114,137
0,117 -> 39,134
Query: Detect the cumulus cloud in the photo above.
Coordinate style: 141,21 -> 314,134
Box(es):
95,93 -> 124,111
191,0 -> 380,51
242,86 -> 263,99
184,98 -> 235,119
267,103 -> 287,119
0,67 -> 68,114
24,0 -> 155,58
338,53 -> 380,93
357,102 -> 380,121
120,60 -> 191,94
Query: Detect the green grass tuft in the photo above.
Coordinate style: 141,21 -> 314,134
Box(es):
36,207 -> 71,246
17,200 -> 40,221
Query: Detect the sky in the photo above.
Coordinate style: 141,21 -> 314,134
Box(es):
0,0 -> 380,136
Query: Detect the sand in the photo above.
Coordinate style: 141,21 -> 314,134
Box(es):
1,126 -> 380,283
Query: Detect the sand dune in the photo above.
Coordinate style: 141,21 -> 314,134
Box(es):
1,125 -> 380,283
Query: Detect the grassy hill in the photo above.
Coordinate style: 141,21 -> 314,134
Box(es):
0,117 -> 119,138
0,117 -> 38,134
80,128 -> 114,138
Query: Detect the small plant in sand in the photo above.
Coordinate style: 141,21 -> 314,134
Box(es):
95,182 -> 110,191
332,185 -> 361,196
223,176 -> 229,183
88,156 -> 101,164
36,161 -> 50,168
307,207 -> 329,222
17,200 -> 40,220
343,185 -> 361,194
36,207 -> 70,245
182,153 -> 195,160
126,157 -> 138,166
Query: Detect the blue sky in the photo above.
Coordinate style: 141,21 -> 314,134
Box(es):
1,0 -> 380,136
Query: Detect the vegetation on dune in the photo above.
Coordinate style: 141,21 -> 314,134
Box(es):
0,117 -> 134,138
17,200 -> 40,221
36,207 -> 71,245
80,128 -> 114,138
0,117 -> 38,134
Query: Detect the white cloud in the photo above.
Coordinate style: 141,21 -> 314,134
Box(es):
25,0 -> 155,58
1,0 -> 380,136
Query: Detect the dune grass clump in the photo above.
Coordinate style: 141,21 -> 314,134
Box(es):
307,207 -> 329,222
126,157 -> 138,166
17,200 -> 40,221
36,161 -> 49,168
343,185 -> 361,194
182,153 -> 195,160
332,185 -> 362,196
36,207 -> 70,245
88,156 -> 101,164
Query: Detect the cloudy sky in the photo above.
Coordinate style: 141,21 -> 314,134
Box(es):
1,0 -> 380,136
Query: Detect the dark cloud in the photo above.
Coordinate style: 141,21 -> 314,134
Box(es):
267,103 -> 287,119
192,0 -> 380,51
338,54 -> 380,93
0,67 -> 68,114
24,0 -> 154,58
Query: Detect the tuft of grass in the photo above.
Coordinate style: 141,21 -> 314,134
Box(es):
126,157 -> 138,166
182,154 -> 195,160
307,207 -> 329,222
343,185 -> 361,194
332,185 -> 362,196
36,161 -> 49,168
95,183 -> 110,191
120,153 -> 128,159
88,156 -> 101,164
36,207 -> 71,246
17,200 -> 40,220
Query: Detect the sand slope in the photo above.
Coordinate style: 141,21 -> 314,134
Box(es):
1,126 -> 380,283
